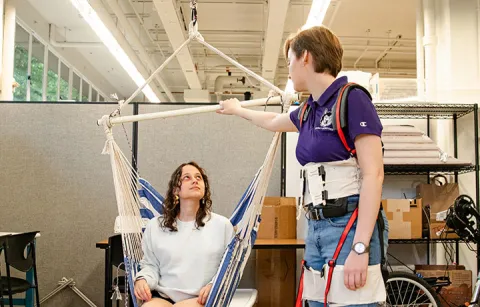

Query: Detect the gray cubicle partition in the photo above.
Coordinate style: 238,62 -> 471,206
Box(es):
0,102 -> 282,306
0,102 -> 133,306
137,104 -> 282,218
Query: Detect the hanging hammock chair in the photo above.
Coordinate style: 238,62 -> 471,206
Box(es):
98,2 -> 297,306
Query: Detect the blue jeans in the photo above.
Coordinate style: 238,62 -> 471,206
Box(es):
304,195 -> 389,307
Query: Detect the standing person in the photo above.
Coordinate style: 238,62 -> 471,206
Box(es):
216,25 -> 388,307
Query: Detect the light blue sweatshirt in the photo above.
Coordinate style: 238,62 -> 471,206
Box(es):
135,213 -> 234,302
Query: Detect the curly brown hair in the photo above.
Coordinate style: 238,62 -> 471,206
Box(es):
160,161 -> 213,232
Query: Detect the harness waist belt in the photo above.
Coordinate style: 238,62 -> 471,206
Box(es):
305,198 -> 357,220
300,158 -> 361,209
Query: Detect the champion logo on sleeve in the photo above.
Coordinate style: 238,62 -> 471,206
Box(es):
360,122 -> 367,127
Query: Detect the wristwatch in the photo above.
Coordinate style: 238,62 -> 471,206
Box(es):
351,242 -> 370,255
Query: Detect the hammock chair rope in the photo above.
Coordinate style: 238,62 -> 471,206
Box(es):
100,2 -> 298,305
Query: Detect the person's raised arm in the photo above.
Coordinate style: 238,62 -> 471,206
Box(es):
216,98 -> 298,133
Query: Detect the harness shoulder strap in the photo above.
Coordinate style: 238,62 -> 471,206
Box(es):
298,101 -> 310,129
331,82 -> 372,158
297,82 -> 373,156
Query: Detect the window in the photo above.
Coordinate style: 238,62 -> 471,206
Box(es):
13,21 -> 108,102
92,88 -> 98,102
46,51 -> 58,101
59,62 -> 69,100
30,36 -> 45,101
81,80 -> 89,102
72,73 -> 81,101
13,24 -> 29,101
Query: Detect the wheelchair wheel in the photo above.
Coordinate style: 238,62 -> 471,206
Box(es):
386,271 -> 442,307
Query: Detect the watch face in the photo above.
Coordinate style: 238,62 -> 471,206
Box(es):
354,243 -> 365,253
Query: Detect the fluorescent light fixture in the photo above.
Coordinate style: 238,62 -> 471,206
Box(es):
302,0 -> 332,30
284,0 -> 332,96
69,0 -> 160,102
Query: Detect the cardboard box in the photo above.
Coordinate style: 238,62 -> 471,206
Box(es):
416,178 -> 460,239
416,179 -> 459,218
382,199 -> 423,239
416,266 -> 472,307
415,265 -> 465,270
430,221 -> 459,239
257,197 -> 296,239
256,197 -> 297,306
256,249 -> 296,307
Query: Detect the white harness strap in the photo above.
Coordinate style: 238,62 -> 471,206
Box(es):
302,264 -> 386,305
298,158 -> 361,216
302,265 -> 326,302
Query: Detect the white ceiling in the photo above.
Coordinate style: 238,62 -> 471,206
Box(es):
24,0 -> 417,101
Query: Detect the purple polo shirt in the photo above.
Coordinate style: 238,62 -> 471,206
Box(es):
289,76 -> 383,166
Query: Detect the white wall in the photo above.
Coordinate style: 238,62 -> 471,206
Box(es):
432,0 -> 480,283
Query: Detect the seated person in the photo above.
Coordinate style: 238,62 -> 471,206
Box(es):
134,161 -> 234,307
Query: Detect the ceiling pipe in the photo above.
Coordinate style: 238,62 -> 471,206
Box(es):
49,24 -> 104,48
149,39 -> 415,50
105,0 -> 175,102
214,89 -> 280,102
149,27 -> 416,43
162,67 -> 417,78
356,43 -> 414,52
277,68 -> 417,75
346,50 -> 415,55
217,87 -> 261,94
339,36 -> 415,43
354,29 -> 370,69
166,50 -> 415,58
353,46 -> 369,69
375,35 -> 404,68
214,75 -> 246,94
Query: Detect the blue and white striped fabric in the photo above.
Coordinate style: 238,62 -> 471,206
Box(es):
125,256 -> 140,307
206,170 -> 261,307
138,178 -> 164,218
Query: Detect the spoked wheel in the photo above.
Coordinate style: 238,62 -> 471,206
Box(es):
386,271 -> 442,307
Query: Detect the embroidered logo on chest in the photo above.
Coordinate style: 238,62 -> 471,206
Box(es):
315,108 -> 333,131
